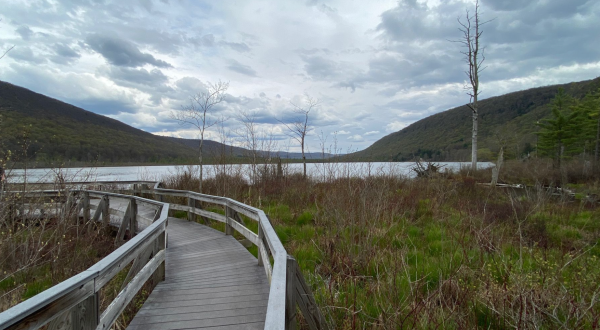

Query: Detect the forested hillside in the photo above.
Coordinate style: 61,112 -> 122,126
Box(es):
0,81 -> 219,165
352,77 -> 600,161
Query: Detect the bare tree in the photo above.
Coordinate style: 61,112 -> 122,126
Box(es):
0,19 -> 14,61
454,0 -> 489,171
237,111 -> 260,185
237,111 -> 279,184
279,94 -> 318,178
172,80 -> 229,193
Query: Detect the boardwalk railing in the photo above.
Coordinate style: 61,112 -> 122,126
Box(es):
146,182 -> 329,330
0,189 -> 169,330
1,181 -> 329,330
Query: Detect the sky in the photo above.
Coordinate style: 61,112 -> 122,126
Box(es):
1,0 -> 599,154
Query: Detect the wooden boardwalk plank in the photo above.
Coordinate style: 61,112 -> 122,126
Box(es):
127,217 -> 269,330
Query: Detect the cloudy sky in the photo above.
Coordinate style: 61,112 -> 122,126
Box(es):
1,0 -> 599,153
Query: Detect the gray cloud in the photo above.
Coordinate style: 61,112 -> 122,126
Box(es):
86,34 -> 173,68
1,0 -> 598,152
50,43 -> 81,65
377,0 -> 460,42
8,47 -> 46,64
221,41 -> 251,53
301,55 -> 339,79
103,67 -> 173,105
227,60 -> 258,77
73,99 -> 138,116
15,26 -> 33,40
189,34 -> 216,48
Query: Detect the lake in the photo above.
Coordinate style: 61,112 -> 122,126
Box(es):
5,162 -> 493,183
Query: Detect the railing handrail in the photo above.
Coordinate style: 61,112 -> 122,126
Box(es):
149,183 -> 323,329
0,190 -> 169,330
1,181 -> 328,330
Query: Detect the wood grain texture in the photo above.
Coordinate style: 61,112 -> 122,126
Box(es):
126,217 -> 269,330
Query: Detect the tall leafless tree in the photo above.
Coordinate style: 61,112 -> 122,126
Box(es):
237,111 -> 279,184
237,111 -> 260,185
172,80 -> 229,193
454,0 -> 489,171
279,95 -> 319,178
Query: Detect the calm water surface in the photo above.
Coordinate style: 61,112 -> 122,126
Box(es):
6,162 -> 493,183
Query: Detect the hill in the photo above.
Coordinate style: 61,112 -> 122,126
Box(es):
0,80 -> 234,165
0,81 -> 332,166
352,77 -> 600,161
167,136 -> 335,160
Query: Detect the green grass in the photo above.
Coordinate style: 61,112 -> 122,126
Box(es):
157,161 -> 600,329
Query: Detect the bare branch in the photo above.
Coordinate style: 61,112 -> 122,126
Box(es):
0,45 -> 14,61
170,80 -> 229,192
278,94 -> 319,178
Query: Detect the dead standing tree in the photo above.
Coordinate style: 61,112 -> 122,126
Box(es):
172,80 -> 229,193
453,0 -> 489,171
279,95 -> 319,178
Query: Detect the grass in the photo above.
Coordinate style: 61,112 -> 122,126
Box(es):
0,206 -> 115,312
0,190 -> 155,329
3,158 -> 598,329
163,159 -> 600,329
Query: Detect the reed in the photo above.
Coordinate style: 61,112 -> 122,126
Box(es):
164,159 -> 600,329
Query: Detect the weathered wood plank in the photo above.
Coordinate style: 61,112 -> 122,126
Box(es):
98,250 -> 165,330
127,217 -> 269,330
259,241 -> 273,283
227,201 -> 260,221
286,256 -> 298,330
92,222 -> 166,291
293,260 -> 330,330
129,305 -> 267,326
228,218 -> 259,246
1,275 -> 95,330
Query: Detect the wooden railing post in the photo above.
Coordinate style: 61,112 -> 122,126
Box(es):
292,257 -> 330,330
225,205 -> 234,235
258,224 -> 264,266
286,255 -> 298,330
155,183 -> 165,203
188,195 -> 196,222
133,184 -> 141,197
102,195 -> 110,226
152,229 -> 167,286
72,293 -> 99,330
82,191 -> 90,223
129,198 -> 138,236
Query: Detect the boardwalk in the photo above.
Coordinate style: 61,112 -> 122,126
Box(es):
127,217 -> 269,330
0,183 -> 328,330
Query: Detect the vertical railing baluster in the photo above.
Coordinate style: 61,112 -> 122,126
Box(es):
82,191 -> 90,223
258,224 -> 264,266
225,204 -> 234,235
129,198 -> 138,236
188,195 -> 196,222
286,255 -> 298,330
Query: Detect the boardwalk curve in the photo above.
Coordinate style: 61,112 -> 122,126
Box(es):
128,217 -> 270,330
0,181 -> 329,330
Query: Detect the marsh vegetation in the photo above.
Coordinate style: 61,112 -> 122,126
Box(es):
162,159 -> 600,329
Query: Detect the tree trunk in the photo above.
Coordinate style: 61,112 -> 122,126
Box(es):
491,147 -> 503,186
199,140 -> 203,193
471,110 -> 478,171
301,138 -> 306,178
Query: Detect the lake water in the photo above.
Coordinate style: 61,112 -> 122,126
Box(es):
5,162 -> 493,183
